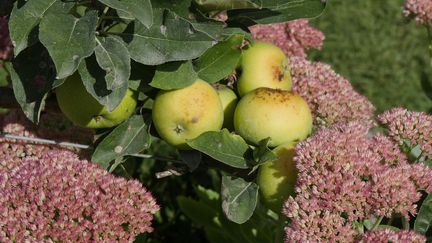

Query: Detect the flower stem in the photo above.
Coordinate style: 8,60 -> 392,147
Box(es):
371,216 -> 384,231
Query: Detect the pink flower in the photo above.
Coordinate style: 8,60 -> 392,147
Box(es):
361,228 -> 426,243
378,108 -> 432,162
0,109 -> 94,162
284,122 -> 432,241
290,57 -> 376,127
404,0 -> 432,25
0,150 -> 159,242
249,19 -> 324,58
0,16 -> 12,60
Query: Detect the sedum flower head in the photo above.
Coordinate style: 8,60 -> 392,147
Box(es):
0,150 -> 159,242
249,19 -> 325,58
378,108 -> 432,162
403,0 -> 432,25
290,57 -> 376,127
284,122 -> 432,242
361,228 -> 426,243
0,110 -> 159,241
0,16 -> 12,60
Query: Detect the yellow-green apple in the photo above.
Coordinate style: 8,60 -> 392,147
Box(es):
257,143 -> 297,212
56,73 -> 137,128
152,79 -> 223,149
234,88 -> 312,147
237,41 -> 292,96
214,84 -> 238,130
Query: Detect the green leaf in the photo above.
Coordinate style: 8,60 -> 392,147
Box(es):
363,215 -> 379,230
187,129 -> 251,169
221,176 -> 259,224
39,11 -> 98,79
221,27 -> 253,41
252,138 -> 277,166
78,55 -> 128,111
151,0 -> 192,18
94,36 -> 131,91
92,115 -> 151,169
8,0 -> 74,55
193,0 -> 261,12
99,0 -> 153,28
177,196 -> 220,228
194,34 -> 243,83
123,11 -> 215,65
227,0 -> 326,26
415,193 -> 432,234
179,150 -> 202,172
150,61 -> 198,90
9,43 -> 58,123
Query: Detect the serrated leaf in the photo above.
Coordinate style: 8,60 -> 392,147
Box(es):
9,43 -> 59,123
150,61 -> 198,90
92,115 -> 151,169
187,129 -> 251,169
95,36 -> 131,91
9,0 -> 74,55
124,11 -> 215,65
99,0 -> 153,28
78,54 -> 128,111
221,176 -> 258,224
39,11 -> 97,79
227,0 -> 326,26
194,34 -> 243,83
179,150 -> 202,171
415,193 -> 432,234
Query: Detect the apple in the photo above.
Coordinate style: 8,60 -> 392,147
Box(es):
56,73 -> 137,128
234,87 -> 312,147
257,143 -> 297,212
237,41 -> 292,97
152,79 -> 224,149
214,84 -> 238,130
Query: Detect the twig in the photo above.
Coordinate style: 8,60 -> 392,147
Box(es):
155,166 -> 187,179
0,132 -> 154,159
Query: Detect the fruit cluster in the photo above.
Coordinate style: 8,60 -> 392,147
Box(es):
55,41 -> 313,212
151,41 -> 312,211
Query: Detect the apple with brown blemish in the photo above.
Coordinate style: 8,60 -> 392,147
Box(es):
234,87 -> 312,147
237,41 -> 292,97
152,79 -> 224,149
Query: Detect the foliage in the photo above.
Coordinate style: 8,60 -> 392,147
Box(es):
309,0 -> 432,113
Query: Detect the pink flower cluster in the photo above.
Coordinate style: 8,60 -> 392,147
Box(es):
283,121 -> 432,242
379,108 -> 432,162
290,57 -> 376,127
0,110 -> 159,241
0,150 -> 159,242
0,16 -> 12,60
403,0 -> 432,25
0,110 -> 93,163
361,228 -> 426,243
249,19 -> 324,58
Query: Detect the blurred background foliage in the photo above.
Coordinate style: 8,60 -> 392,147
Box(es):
309,0 -> 432,113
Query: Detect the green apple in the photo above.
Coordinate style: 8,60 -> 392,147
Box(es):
237,41 -> 292,96
214,84 -> 238,130
257,143 -> 297,212
56,73 -> 137,128
152,79 -> 224,149
234,87 -> 312,147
